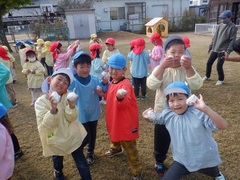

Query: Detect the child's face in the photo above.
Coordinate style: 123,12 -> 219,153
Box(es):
109,67 -> 126,82
74,63 -> 91,78
49,74 -> 69,95
106,44 -> 114,51
165,44 -> 185,68
168,93 -> 188,115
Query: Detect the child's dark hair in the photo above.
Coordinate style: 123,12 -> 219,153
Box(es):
166,93 -> 189,102
0,114 -> 14,134
73,54 -> 92,67
52,73 -> 70,86
20,44 -> 26,49
96,49 -> 101,58
57,43 -> 62,51
26,51 -> 36,57
165,39 -> 185,52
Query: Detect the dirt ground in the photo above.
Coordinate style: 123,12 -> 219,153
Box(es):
8,31 -> 240,180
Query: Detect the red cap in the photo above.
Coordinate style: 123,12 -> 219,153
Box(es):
182,37 -> 190,48
0,46 -> 10,60
133,38 -> 145,54
105,38 -> 115,45
50,41 -> 60,59
89,43 -> 102,59
150,33 -> 162,46
130,39 -> 136,47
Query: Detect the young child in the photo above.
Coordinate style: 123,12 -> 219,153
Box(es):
22,49 -> 45,107
68,51 -> 109,165
182,36 -> 192,58
89,42 -> 103,79
36,38 -> 46,67
2,46 -> 17,84
35,68 -> 92,180
104,53 -> 143,180
0,46 -> 17,107
128,38 -> 150,100
16,41 -> 31,69
42,41 -> 54,76
0,102 -> 14,180
102,38 -> 120,73
50,40 -> 79,71
0,62 -> 23,161
146,35 -> 203,176
148,32 -> 164,71
143,81 -> 227,180
89,33 -> 102,44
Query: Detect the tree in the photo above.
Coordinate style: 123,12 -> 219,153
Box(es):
0,0 -> 33,52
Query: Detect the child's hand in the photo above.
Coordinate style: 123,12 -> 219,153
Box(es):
31,69 -> 36,74
116,88 -> 127,99
95,85 -> 104,97
180,55 -> 192,69
47,91 -> 58,112
142,108 -> 156,122
74,40 -> 80,46
160,55 -> 174,69
67,88 -> 78,109
191,94 -> 207,111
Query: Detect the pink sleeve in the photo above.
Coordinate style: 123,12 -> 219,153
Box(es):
151,46 -> 163,61
59,48 -> 74,62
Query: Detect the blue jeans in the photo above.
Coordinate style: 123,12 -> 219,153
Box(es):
52,140 -> 92,180
163,161 -> 220,180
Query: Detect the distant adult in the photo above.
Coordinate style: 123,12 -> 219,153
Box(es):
202,10 -> 237,85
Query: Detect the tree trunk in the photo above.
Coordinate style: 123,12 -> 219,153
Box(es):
0,16 -> 13,52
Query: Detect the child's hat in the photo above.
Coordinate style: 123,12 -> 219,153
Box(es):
133,38 -> 145,54
25,48 -> 37,61
89,43 -> 102,59
0,46 -> 10,60
163,35 -> 184,53
90,33 -> 98,39
130,39 -> 136,47
0,102 -> 7,118
107,53 -> 126,69
105,38 -> 115,45
163,81 -> 190,97
37,39 -> 44,45
182,37 -> 190,48
41,68 -> 74,93
50,41 -> 60,59
2,45 -> 9,51
150,33 -> 163,46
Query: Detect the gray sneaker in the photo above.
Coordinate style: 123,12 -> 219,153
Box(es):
202,76 -> 209,81
215,172 -> 225,180
105,148 -> 123,158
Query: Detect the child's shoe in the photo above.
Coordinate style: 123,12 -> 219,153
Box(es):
86,152 -> 95,165
155,162 -> 166,177
215,172 -> 225,180
15,149 -> 24,161
11,102 -> 18,108
105,148 -> 123,158
141,95 -> 147,101
30,100 -> 36,107
54,169 -> 65,180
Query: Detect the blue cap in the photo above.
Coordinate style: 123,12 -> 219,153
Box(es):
0,102 -> 7,118
107,53 -> 126,69
163,81 -> 190,97
219,10 -> 232,19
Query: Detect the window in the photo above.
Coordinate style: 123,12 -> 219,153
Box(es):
110,7 -> 125,20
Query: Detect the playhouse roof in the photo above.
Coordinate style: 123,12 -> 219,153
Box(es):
145,17 -> 168,26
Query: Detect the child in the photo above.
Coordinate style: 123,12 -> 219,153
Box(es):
148,32 -> 164,71
0,62 -> 23,161
182,36 -> 192,58
89,42 -> 103,79
89,33 -> 102,44
0,102 -> 14,180
2,46 -> 17,84
16,41 -> 31,69
104,53 -> 143,180
42,41 -> 54,75
0,46 -> 17,107
128,38 -> 150,100
143,81 -> 227,180
35,68 -> 92,180
22,49 -> 45,107
102,38 -> 120,73
50,40 -> 79,71
146,35 -> 203,176
36,38 -> 46,67
68,51 -> 109,165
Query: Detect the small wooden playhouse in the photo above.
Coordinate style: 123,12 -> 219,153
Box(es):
145,17 -> 169,37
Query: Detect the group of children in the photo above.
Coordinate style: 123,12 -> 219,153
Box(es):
0,33 -> 228,180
